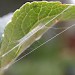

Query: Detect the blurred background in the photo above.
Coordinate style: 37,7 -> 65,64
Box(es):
0,0 -> 75,75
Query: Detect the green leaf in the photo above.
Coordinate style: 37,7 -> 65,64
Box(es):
0,1 -> 75,69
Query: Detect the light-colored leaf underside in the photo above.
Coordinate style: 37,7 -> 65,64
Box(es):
0,1 -> 75,69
